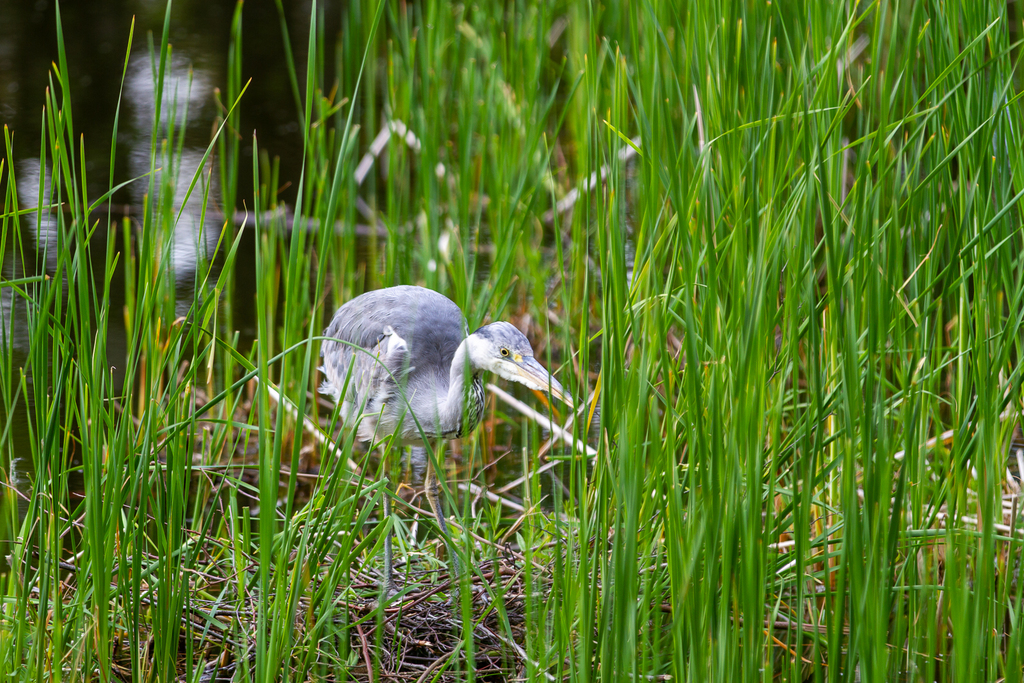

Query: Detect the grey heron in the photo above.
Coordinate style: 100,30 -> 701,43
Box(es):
320,285 -> 571,598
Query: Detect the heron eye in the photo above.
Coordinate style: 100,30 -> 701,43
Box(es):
500,348 -> 510,357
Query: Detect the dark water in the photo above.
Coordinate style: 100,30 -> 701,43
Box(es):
0,1 -> 582,511
0,0 -> 345,502
0,0 -> 341,342
0,0 -> 327,208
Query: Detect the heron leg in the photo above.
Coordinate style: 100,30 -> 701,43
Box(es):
424,459 -> 463,581
380,479 -> 399,599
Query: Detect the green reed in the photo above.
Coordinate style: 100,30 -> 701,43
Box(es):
2,0 -> 1024,681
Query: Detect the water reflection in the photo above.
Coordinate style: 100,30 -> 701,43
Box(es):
0,186 -> 40,517
1,10 -> 231,510
0,1 -> 572,516
124,48 -> 222,316
126,50 -> 214,133
0,332 -> 32,519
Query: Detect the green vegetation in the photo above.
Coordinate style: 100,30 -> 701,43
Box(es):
2,0 -> 1024,680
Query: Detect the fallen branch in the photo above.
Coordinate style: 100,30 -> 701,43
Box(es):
543,135 -> 641,224
486,383 -> 596,457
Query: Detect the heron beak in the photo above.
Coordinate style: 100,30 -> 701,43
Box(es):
515,357 -> 574,409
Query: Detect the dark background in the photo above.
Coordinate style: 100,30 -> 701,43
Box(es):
0,0 -> 344,210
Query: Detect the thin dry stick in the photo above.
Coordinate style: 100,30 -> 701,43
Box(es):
354,119 -> 430,186
837,34 -> 870,86
542,135 -> 642,224
258,378 -> 361,473
415,650 -> 455,683
1010,496 -> 1019,540
471,621 -> 561,681
1007,467 -> 1021,495
892,400 -> 1021,475
933,510 -> 1024,539
537,387 -> 598,465
495,458 -> 562,495
456,480 -> 526,513
400,499 -> 548,573
231,205 -> 387,237
487,383 -> 596,457
353,621 -> 375,683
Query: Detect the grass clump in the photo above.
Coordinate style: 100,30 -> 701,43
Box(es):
1,0 -> 1024,681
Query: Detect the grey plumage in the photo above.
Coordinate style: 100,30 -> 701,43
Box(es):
319,285 -> 571,598
321,285 -> 570,444
320,286 -> 475,442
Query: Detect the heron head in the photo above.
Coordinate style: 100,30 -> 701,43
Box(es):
467,322 -> 573,407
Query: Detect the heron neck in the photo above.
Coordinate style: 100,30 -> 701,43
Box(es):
441,339 -> 482,436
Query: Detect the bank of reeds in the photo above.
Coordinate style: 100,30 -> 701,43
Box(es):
2,0 -> 1024,680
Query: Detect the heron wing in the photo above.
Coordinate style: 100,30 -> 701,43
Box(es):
320,286 -> 468,439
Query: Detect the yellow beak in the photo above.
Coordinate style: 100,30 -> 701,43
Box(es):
514,356 -> 573,409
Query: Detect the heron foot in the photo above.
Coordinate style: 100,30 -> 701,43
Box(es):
368,577 -> 401,610
444,577 -> 487,610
